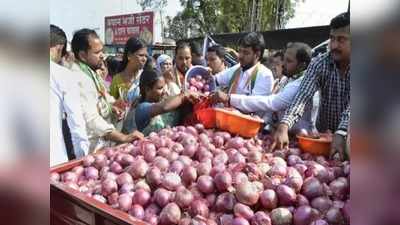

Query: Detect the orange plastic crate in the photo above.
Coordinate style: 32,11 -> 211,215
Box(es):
296,133 -> 332,156
214,108 -> 264,138
195,108 -> 216,129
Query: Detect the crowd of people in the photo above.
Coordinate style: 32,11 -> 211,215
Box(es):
50,12 -> 350,166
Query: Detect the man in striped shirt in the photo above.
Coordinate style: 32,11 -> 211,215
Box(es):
271,12 -> 351,160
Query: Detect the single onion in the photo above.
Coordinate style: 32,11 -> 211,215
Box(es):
213,135 -> 224,148
214,171 -> 232,192
153,156 -> 170,171
235,181 -> 260,206
144,213 -> 159,225
109,161 -> 123,174
309,219 -> 329,225
146,167 -> 162,188
325,207 -> 345,225
62,172 -> 78,183
83,155 -> 95,167
190,199 -> 209,218
311,197 -> 333,213
118,193 -> 132,211
50,172 -> 60,182
232,217 -> 250,225
226,137 -> 245,149
134,179 -> 151,192
215,192 -> 236,212
154,188 -> 172,207
260,189 -> 278,210
182,144 -> 197,158
296,194 -> 310,206
117,172 -> 133,186
160,203 -> 181,225
197,175 -> 215,194
270,208 -> 293,225
126,159 -> 148,179
197,162 -> 212,176
329,177 -> 349,200
233,203 -> 254,220
158,147 -> 172,158
220,214 -> 234,225
72,166 -> 85,177
162,172 -> 182,191
129,204 -> 145,220
119,183 -> 134,194
145,203 -> 161,215
301,177 -> 323,199
175,187 -> 194,208
251,211 -> 271,225
133,188 -> 151,206
182,165 -> 197,185
85,167 -> 99,180
102,179 -> 118,196
170,160 -> 185,174
247,151 -> 262,163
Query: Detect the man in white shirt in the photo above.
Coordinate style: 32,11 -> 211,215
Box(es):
50,24 -> 89,166
211,32 -> 274,105
212,42 -> 316,134
70,29 -> 143,152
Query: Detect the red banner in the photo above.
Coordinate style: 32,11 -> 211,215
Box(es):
105,11 -> 154,45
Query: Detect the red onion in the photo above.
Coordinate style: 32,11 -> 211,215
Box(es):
119,183 -> 134,194
296,194 -> 309,206
190,199 -> 209,218
293,205 -> 320,225
158,147 -> 172,158
101,171 -> 118,181
267,165 -> 287,177
232,217 -> 250,225
182,165 -> 197,185
215,192 -> 236,212
102,179 -> 118,196
118,193 -> 132,211
145,203 -> 161,215
205,193 -> 217,207
185,126 -> 198,136
276,184 -> 297,206
325,207 -> 345,224
235,181 -> 260,206
195,123 -> 205,132
189,184 -> 204,199
109,161 -> 123,174
129,204 -> 145,220
229,152 -> 246,164
237,147 -> 249,156
117,172 -> 133,186
126,159 -> 148,179
121,154 -> 134,166
309,219 -> 329,225
142,142 -> 156,154
94,154 -> 108,169
72,166 -> 85,177
170,160 -> 185,174
178,217 -> 192,225
175,187 -> 194,208
213,135 -> 224,148
233,203 -> 254,220
301,177 -> 323,199
329,177 -> 349,200
85,167 -> 99,180
178,155 -> 192,166
288,148 -> 302,156
287,155 -> 303,166
92,194 -> 107,203
311,197 -> 333,213
144,147 -> 157,162
65,181 -> 79,190
199,133 -> 210,144
197,150 -> 213,162
134,179 -> 151,192
146,167 -> 162,187
167,151 -> 180,162
160,203 -> 181,225
233,172 -> 249,185
251,211 -> 271,225
182,144 -> 197,158
226,137 -> 245,149
144,213 -> 159,225
220,214 -> 234,225
294,164 -> 308,177
197,175 -> 215,194
197,162 -> 212,176
153,156 -> 170,171
213,152 -> 229,165
210,164 -> 226,177
285,176 -> 303,193
62,171 -> 78,183
162,172 -> 182,191
133,188 -> 151,206
83,155 -> 95,167
248,151 -> 262,163
260,189 -> 278,209
270,208 -> 293,225
154,188 -> 172,207
215,171 -> 232,192
50,172 -> 60,182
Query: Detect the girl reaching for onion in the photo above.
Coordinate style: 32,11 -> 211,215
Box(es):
135,69 -> 201,135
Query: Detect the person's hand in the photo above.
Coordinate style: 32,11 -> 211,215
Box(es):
210,90 -> 229,104
163,69 -> 174,82
184,91 -> 202,104
269,123 -> 290,151
123,130 -> 144,142
330,133 -> 346,161
112,106 -> 125,120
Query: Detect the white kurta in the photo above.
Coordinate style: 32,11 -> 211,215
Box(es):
50,61 -> 89,166
229,76 -> 316,132
70,63 -> 115,152
215,63 -> 274,96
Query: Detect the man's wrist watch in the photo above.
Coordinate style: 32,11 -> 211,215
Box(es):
335,129 -> 347,138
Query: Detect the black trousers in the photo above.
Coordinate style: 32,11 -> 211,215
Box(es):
62,119 -> 76,160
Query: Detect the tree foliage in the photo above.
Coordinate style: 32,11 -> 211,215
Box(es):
165,0 -> 304,40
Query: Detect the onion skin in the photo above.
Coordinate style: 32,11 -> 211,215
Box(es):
270,208 -> 293,225
260,189 -> 278,210
251,211 -> 271,225
160,203 -> 182,225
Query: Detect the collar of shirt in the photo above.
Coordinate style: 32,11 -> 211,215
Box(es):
240,63 -> 258,78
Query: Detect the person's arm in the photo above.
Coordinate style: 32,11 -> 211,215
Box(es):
63,81 -> 90,158
280,59 -> 322,129
109,77 -> 119,99
104,130 -> 144,143
230,78 -> 301,113
149,93 -> 187,117
337,105 -> 350,132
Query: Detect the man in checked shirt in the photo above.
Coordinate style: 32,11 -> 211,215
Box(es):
271,12 -> 350,161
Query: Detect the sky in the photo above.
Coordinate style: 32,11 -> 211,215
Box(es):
50,0 -> 349,43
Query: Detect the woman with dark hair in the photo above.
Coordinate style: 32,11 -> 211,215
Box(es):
134,69 -> 200,135
109,37 -> 148,101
